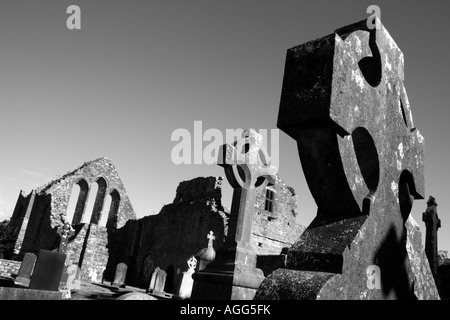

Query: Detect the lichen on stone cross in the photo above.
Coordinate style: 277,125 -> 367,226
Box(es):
255,18 -> 439,300
57,220 -> 75,254
219,129 -> 277,190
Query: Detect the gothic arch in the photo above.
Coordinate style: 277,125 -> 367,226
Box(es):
71,178 -> 89,225
90,177 -> 108,225
106,189 -> 120,229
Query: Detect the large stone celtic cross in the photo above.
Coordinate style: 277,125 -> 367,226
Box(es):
219,128 -> 278,248
256,19 -> 440,300
192,129 -> 278,300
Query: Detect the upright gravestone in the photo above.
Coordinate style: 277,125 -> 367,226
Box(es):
66,264 -> 81,290
196,231 -> 216,271
15,252 -> 37,286
177,256 -> 197,300
255,18 -> 440,300
29,221 -> 71,292
192,129 -> 278,300
153,269 -> 167,294
112,263 -> 127,288
423,196 -> 441,277
29,249 -> 66,291
147,267 -> 159,293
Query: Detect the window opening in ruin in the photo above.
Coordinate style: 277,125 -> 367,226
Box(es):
90,177 -> 107,225
264,188 -> 275,213
106,189 -> 120,229
83,182 -> 98,224
70,179 -> 89,225
99,194 -> 112,227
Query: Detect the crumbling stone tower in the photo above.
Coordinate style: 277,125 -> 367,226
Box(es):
9,157 -> 136,280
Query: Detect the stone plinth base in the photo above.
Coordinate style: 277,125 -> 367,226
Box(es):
191,264 -> 264,300
0,287 -> 64,300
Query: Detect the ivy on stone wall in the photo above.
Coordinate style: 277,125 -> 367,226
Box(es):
0,220 -> 18,259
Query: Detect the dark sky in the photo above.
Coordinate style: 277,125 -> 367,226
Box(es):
0,0 -> 448,252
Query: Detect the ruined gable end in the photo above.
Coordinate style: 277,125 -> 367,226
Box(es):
8,157 -> 136,281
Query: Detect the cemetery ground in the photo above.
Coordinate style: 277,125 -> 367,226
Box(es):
70,281 -> 152,300
0,274 -> 166,300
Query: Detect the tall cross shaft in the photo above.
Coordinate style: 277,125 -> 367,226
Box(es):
219,129 -> 278,250
57,221 -> 74,254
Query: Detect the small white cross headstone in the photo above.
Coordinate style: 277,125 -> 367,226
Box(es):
178,256 -> 197,300
207,231 -> 215,248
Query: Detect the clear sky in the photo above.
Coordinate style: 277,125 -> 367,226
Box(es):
0,0 -> 448,253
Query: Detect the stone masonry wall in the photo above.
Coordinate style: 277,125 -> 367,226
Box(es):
36,157 -> 136,230
105,177 -> 229,291
252,175 -> 305,255
0,259 -> 21,276
8,157 -> 137,278
79,224 -> 109,281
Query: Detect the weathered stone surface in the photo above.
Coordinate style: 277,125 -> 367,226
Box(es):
148,267 -> 159,292
112,263 -> 127,287
405,216 -> 440,300
257,18 -> 439,300
0,287 -> 64,300
0,258 -> 21,277
8,157 -> 136,284
192,129 -> 277,300
116,292 -> 157,300
177,256 -> 197,300
107,176 -> 229,292
7,158 -> 302,295
15,252 -> 37,286
252,175 -> 304,255
255,268 -> 336,300
153,268 -> 167,293
195,231 -> 216,271
29,250 -> 66,291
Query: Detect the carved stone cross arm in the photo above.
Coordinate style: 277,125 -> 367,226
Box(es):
218,129 -> 277,190
217,129 -> 278,248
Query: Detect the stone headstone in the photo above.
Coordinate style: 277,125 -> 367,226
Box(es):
15,252 -> 37,286
192,129 -> 277,300
116,292 -> 157,300
255,18 -> 440,300
147,267 -> 159,293
154,269 -> 167,294
66,264 -> 81,290
178,256 -> 197,300
29,250 -> 66,291
112,263 -> 127,288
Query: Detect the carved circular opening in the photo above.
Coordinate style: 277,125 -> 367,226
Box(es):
241,143 -> 250,155
352,127 -> 380,193
358,34 -> 382,87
